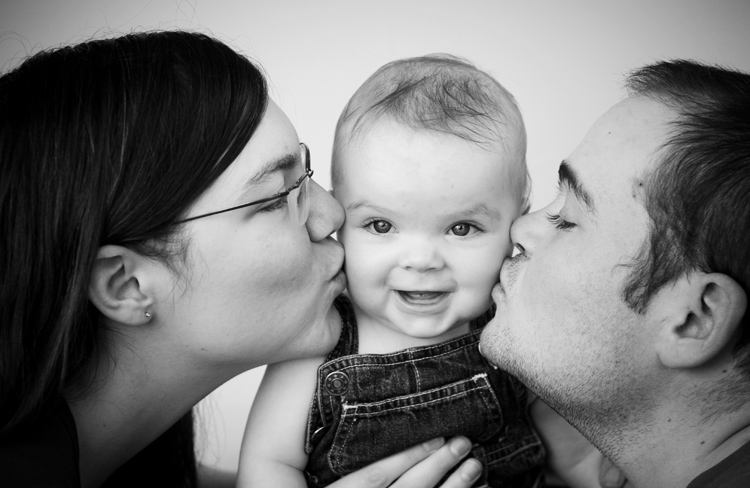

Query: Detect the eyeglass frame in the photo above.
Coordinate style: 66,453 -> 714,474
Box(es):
176,142 -> 314,225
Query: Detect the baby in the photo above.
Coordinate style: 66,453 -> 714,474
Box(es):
238,55 -> 596,487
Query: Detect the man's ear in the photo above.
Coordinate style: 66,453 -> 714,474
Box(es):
654,273 -> 747,369
88,245 -> 156,326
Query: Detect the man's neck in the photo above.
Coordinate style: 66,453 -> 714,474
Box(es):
593,402 -> 750,488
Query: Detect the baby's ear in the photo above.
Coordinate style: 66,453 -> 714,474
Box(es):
88,245 -> 155,326
653,273 -> 747,369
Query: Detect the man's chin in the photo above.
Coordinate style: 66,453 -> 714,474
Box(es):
478,326 -> 511,370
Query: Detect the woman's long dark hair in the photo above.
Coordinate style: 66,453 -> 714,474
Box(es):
0,30 -> 268,483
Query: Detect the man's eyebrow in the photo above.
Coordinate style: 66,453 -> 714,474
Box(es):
559,161 -> 596,215
238,153 -> 299,201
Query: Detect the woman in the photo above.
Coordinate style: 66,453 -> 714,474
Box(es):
0,31 -> 481,487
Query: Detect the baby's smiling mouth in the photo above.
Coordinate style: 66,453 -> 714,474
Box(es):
396,290 -> 447,304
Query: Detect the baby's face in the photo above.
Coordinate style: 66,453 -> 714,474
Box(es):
334,119 -> 523,343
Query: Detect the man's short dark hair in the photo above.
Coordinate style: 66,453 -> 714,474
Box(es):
622,60 -> 750,370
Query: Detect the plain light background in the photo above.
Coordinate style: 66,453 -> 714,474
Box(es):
3,0 -> 750,474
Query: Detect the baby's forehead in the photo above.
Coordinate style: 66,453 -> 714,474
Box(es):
338,116 -> 525,166
335,119 -> 528,193
341,112 -> 524,153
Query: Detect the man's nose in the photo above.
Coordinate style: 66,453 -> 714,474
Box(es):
509,210 -> 544,256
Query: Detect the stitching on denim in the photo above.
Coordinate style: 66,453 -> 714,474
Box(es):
328,402 -> 357,475
321,332 -> 482,370
531,473 -> 544,488
343,376 -> 485,410
326,377 -> 544,482
339,378 -> 492,415
411,349 -> 422,391
483,440 -> 545,465
473,373 -> 504,427
323,348 -> 481,375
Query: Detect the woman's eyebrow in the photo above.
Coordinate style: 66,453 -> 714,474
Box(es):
238,153 -> 298,200
559,160 -> 596,216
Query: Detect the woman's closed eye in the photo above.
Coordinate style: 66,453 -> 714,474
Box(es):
257,197 -> 287,213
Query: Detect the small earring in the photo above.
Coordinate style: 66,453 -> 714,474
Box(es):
145,311 -> 153,319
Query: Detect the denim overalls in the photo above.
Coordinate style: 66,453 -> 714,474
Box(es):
304,296 -> 545,488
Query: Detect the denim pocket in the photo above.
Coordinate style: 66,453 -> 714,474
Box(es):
478,420 -> 546,486
326,373 -> 504,476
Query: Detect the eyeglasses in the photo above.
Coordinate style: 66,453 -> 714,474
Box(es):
177,143 -> 314,226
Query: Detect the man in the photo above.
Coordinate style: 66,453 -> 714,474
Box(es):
480,60 -> 750,488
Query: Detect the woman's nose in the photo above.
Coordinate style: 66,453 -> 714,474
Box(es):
398,237 -> 445,272
305,180 -> 344,241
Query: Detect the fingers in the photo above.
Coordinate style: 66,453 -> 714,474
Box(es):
390,437 -> 480,488
327,437 -> 482,488
598,456 -> 627,488
327,437 -> 446,488
434,458 -> 483,488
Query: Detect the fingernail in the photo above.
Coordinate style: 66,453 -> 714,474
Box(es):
461,459 -> 482,481
603,465 -> 625,487
422,437 -> 445,452
449,437 -> 472,457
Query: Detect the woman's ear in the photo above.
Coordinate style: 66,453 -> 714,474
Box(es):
654,273 -> 747,369
88,245 -> 155,325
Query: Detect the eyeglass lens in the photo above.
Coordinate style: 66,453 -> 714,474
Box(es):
289,178 -> 309,226
290,144 -> 311,226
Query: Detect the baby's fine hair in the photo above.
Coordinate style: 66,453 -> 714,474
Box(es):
331,54 -> 530,209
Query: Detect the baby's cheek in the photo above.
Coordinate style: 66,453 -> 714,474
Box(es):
343,247 -> 373,275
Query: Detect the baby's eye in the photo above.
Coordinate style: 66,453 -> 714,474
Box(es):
449,223 -> 479,237
365,219 -> 393,234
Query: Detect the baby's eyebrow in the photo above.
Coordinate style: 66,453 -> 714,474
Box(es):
345,200 -> 387,212
558,160 -> 596,216
346,201 -> 502,221
445,204 -> 502,221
